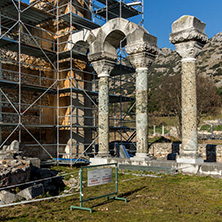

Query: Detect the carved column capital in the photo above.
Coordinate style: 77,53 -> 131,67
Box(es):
127,51 -> 156,69
88,51 -> 117,78
125,42 -> 158,69
91,59 -> 116,78
125,30 -> 158,69
170,15 -> 208,59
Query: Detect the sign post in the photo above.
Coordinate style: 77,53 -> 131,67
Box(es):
70,163 -> 127,213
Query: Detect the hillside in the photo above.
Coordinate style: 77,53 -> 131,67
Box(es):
150,32 -> 222,90
111,32 -> 222,97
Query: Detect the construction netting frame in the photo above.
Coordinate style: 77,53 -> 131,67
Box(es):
70,163 -> 127,213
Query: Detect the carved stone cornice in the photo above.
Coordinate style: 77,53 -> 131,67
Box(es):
88,51 -> 117,63
91,59 -> 116,78
170,28 -> 208,45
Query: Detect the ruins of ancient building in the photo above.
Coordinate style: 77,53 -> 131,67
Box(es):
0,0 -> 144,163
1,0 -> 222,177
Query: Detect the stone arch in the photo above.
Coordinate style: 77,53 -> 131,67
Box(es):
88,18 -> 140,57
103,30 -> 126,55
72,40 -> 89,55
69,18 -> 153,62
82,18 -> 158,160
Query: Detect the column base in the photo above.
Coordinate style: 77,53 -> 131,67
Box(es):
96,151 -> 111,158
90,157 -> 110,165
130,153 -> 156,161
176,153 -> 203,164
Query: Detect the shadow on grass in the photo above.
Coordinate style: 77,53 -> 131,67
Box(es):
91,186 -> 146,209
1,214 -> 28,221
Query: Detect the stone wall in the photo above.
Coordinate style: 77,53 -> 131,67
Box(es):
21,145 -> 56,160
149,143 -> 180,160
150,143 -> 222,163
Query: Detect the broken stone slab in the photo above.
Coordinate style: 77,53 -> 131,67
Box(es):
18,184 -> 45,200
8,140 -> 19,152
63,178 -> 78,188
2,145 -> 7,151
0,190 -> 22,204
0,165 -> 31,188
3,140 -> 20,152
0,152 -> 14,160
26,158 -> 40,168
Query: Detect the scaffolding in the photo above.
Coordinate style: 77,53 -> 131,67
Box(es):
0,0 -> 143,164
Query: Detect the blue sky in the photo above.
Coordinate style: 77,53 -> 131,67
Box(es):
22,0 -> 222,49
144,0 -> 222,49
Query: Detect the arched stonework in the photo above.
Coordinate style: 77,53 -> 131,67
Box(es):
70,18 -> 158,159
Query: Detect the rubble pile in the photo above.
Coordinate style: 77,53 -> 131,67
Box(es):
0,140 -> 32,188
0,140 -> 64,205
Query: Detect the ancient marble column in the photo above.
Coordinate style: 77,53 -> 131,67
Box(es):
125,33 -> 158,160
170,15 -> 207,164
89,56 -> 116,157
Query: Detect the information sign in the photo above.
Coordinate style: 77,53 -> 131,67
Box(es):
88,168 -> 112,187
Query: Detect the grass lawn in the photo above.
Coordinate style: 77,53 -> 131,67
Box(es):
1,168 -> 222,222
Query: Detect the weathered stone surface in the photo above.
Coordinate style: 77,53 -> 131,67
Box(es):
125,28 -> 158,66
18,184 -> 45,200
63,177 -> 79,192
170,15 -> 207,164
0,161 -> 31,188
8,140 -> 19,151
170,15 -> 207,45
135,68 -> 148,155
180,60 -> 198,153
98,76 -> 110,157
0,190 -> 21,204
89,53 -> 116,157
90,59 -> 116,78
170,15 -> 207,59
129,54 -> 156,159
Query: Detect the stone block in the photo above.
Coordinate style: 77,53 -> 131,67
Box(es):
90,157 -> 109,165
8,140 -> 19,152
0,190 -> 21,204
26,158 -> 40,168
172,15 -> 205,33
176,153 -> 204,164
18,184 -> 44,200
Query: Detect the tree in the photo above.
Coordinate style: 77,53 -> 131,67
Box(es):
152,75 -> 221,137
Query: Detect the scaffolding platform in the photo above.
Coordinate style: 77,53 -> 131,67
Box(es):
59,49 -> 88,61
0,37 -> 56,60
0,122 -> 55,128
60,12 -> 101,30
59,87 -> 135,103
0,79 -> 56,94
95,1 -> 141,19
0,0 -> 55,26
41,158 -> 90,166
